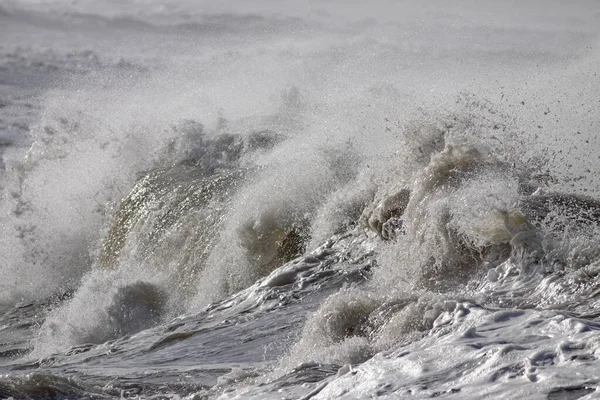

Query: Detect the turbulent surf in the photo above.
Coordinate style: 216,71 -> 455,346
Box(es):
1,1 -> 600,399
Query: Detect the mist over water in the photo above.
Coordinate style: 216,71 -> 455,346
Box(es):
1,1 -> 600,398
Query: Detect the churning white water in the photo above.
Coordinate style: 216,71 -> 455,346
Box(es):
1,1 -> 600,399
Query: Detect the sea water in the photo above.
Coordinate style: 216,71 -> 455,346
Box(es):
1,1 -> 600,399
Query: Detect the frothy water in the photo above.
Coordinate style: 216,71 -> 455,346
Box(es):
1,1 -> 600,399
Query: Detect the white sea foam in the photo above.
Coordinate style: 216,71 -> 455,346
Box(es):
2,1 -> 600,399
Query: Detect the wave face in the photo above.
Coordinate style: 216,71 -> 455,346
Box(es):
2,0 -> 600,399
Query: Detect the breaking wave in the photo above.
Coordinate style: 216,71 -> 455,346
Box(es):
23,93 -> 599,364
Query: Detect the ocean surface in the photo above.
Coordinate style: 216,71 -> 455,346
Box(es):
1,1 -> 600,398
